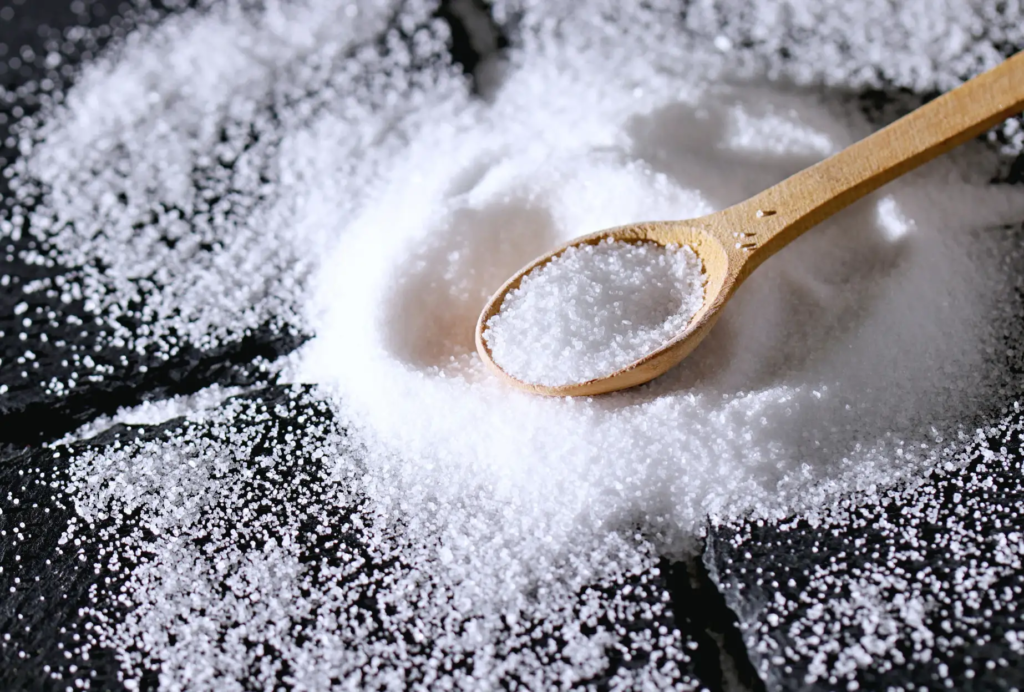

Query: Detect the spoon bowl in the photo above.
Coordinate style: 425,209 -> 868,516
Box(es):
477,50 -> 1024,396
475,220 -> 735,396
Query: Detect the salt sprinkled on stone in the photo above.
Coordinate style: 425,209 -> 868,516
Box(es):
483,239 -> 705,386
6,0 -> 1024,688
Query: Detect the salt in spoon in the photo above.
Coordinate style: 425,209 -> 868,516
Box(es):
475,50 -> 1024,397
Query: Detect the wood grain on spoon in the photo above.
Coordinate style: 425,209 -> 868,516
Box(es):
476,50 -> 1024,397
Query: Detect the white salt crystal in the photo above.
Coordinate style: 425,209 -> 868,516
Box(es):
9,0 -> 1024,688
483,239 -> 705,386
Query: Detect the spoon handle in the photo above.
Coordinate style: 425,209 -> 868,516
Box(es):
725,49 -> 1024,275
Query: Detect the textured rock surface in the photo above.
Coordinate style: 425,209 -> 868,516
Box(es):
3,1 -> 1024,690
0,386 -> 720,690
706,411 -> 1024,691
0,0 -> 304,452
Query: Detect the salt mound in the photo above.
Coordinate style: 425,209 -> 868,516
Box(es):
483,240 -> 706,386
300,55 -> 1024,554
7,0 -> 1024,687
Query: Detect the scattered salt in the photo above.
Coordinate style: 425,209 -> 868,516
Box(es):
4,0 -> 1024,688
63,382 -> 248,442
483,239 -> 705,386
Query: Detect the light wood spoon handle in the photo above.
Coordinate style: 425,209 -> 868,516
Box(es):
723,49 -> 1024,279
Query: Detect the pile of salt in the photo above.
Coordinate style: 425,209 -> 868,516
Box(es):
483,239 -> 705,386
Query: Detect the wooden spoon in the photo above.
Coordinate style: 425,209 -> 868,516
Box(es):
476,50 -> 1024,397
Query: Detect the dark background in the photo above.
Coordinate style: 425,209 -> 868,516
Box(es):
1,2 -> 1023,690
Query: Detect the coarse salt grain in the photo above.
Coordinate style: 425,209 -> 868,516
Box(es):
5,0 -> 1024,688
483,239 -> 705,386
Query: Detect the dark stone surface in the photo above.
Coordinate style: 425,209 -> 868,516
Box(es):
706,412 -> 1024,691
3,1 -> 1024,690
668,555 -> 767,692
0,426 -> 151,692
0,0 -> 305,452
1,385 -> 716,690
0,0 -> 500,452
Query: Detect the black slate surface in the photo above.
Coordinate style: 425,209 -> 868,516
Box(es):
706,412 -> 1024,691
0,0 -> 304,454
3,1 -> 1024,690
0,2 -> 724,689
0,385 -> 723,690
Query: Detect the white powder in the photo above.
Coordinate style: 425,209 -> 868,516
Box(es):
300,32 -> 1024,550
63,382 -> 248,442
483,240 -> 705,386
7,0 -> 1024,688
